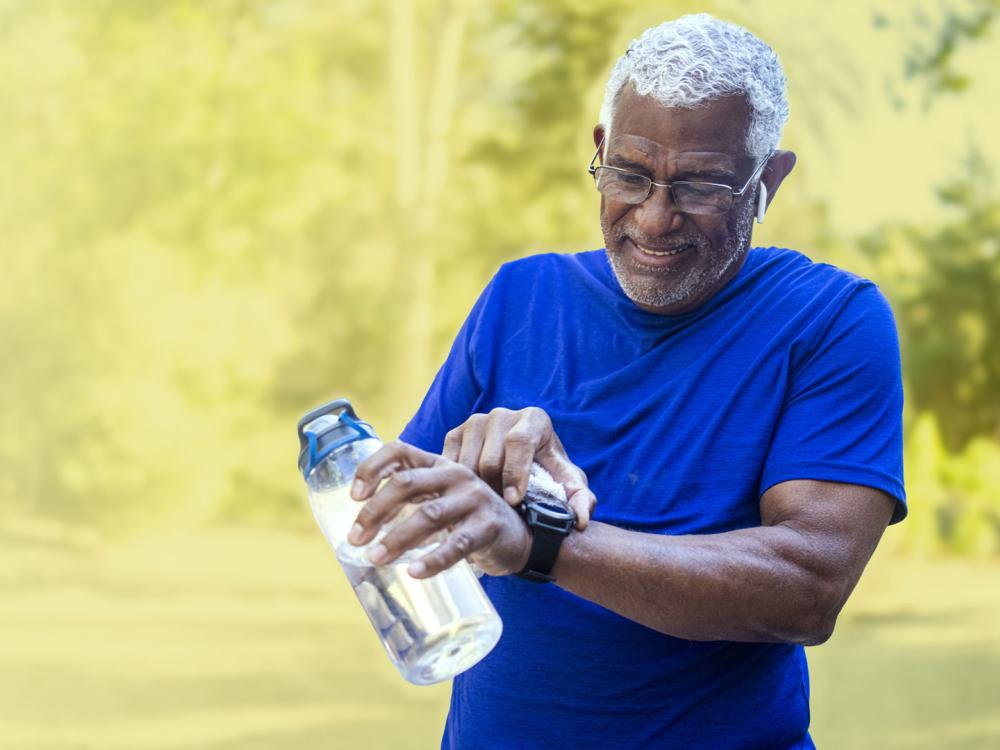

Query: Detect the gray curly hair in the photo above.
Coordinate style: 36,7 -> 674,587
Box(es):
599,14 -> 789,159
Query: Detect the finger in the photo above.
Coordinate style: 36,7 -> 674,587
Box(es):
442,425 -> 464,463
407,519 -> 499,579
500,414 -> 541,505
457,415 -> 488,472
351,440 -> 436,500
567,487 -> 597,531
367,492 -> 479,566
478,409 -> 515,492
350,464 -> 468,546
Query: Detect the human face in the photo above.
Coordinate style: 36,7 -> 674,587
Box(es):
598,86 -> 762,315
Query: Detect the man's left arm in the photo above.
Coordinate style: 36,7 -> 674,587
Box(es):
551,479 -> 894,645
348,445 -> 892,645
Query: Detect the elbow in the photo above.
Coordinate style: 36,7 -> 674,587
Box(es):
797,612 -> 836,646
789,573 -> 849,646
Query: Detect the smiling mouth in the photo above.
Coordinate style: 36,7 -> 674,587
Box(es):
634,241 -> 695,257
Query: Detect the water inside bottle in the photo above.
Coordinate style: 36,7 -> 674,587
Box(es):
337,542 -> 502,685
309,484 -> 502,685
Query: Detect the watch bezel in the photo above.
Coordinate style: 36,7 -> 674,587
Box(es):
523,498 -> 576,532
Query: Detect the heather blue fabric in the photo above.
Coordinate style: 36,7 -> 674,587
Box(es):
400,247 -> 905,750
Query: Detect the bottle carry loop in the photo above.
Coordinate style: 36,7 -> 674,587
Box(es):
297,399 -> 376,478
303,413 -> 369,476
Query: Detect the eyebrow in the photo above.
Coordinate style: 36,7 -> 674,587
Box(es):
608,157 -> 654,174
673,168 -> 736,181
608,156 -> 736,181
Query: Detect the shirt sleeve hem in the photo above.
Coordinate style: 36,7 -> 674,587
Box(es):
759,462 -> 907,525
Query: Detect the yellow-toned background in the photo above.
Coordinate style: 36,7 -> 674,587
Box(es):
3,0 -> 999,747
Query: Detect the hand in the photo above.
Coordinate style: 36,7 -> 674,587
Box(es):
347,441 -> 532,579
443,407 -> 596,530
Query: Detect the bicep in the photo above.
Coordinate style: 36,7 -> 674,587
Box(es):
761,479 -> 895,606
759,284 -> 907,523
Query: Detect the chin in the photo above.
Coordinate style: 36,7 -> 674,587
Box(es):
606,242 -> 747,313
607,246 -> 699,309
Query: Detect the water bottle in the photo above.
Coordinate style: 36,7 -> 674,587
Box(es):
296,399 -> 503,685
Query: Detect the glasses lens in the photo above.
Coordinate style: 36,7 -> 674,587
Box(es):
672,182 -> 732,215
594,167 -> 650,204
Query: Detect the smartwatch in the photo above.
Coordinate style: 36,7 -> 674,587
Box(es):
515,488 -> 577,583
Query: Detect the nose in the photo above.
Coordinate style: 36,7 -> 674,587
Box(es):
632,184 -> 684,237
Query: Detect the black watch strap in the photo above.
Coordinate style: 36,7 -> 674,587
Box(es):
517,524 -> 566,583
516,492 -> 576,583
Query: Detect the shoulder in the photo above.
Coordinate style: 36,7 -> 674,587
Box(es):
495,249 -> 605,281
739,248 -> 900,376
750,246 -> 868,291
483,249 -> 610,302
748,246 -> 895,325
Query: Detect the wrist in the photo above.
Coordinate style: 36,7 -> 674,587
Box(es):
513,521 -> 532,574
514,493 -> 577,583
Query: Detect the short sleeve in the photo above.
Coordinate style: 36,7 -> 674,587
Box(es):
398,276 -> 495,453
758,283 -> 907,523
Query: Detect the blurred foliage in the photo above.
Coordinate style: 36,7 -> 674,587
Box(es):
874,0 -> 998,106
1,0 -> 999,558
897,414 -> 1000,557
862,149 -> 1000,450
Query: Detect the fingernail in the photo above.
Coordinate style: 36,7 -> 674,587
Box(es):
351,479 -> 365,499
408,560 -> 426,577
367,544 -> 388,565
348,523 -> 364,545
504,486 -> 519,504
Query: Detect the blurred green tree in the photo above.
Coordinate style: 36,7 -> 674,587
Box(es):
863,148 -> 1000,450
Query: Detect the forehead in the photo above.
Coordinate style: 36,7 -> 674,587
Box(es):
609,85 -> 753,167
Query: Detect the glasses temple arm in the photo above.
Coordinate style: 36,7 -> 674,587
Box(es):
733,151 -> 774,197
587,137 -> 606,175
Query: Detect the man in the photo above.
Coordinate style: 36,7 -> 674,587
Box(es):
349,14 -> 905,750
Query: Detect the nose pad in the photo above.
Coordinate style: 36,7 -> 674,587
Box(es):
632,184 -> 684,236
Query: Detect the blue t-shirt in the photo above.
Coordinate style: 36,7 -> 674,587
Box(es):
400,247 -> 906,750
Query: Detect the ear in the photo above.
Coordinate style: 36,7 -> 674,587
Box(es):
593,124 -> 606,156
761,150 -> 796,210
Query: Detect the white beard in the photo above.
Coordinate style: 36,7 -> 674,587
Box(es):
605,199 -> 755,311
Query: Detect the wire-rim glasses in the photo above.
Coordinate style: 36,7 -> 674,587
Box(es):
588,139 -> 773,216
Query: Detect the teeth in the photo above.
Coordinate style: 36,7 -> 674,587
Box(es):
637,243 -> 689,257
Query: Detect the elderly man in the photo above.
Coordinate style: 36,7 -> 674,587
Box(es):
349,13 -> 905,750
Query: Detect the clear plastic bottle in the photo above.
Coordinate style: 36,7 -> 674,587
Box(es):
296,399 -> 503,685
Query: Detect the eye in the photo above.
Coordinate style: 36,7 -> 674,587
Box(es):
677,181 -> 728,197
613,171 -> 648,186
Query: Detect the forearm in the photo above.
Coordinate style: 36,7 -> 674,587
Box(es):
551,521 -> 849,645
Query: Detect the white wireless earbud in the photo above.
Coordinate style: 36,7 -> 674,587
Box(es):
756,182 -> 768,224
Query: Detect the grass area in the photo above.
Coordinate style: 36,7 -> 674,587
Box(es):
1,525 -> 998,749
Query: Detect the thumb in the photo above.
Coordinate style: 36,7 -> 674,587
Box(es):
567,487 -> 596,531
537,454 -> 594,530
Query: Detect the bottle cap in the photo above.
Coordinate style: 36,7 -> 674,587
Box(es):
296,399 -> 377,478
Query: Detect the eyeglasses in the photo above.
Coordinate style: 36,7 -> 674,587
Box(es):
588,139 -> 773,216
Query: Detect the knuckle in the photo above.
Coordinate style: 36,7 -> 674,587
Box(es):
388,469 -> 413,487
419,501 -> 444,524
505,430 -> 536,448
354,504 -> 377,526
525,406 -> 551,425
450,530 -> 476,556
